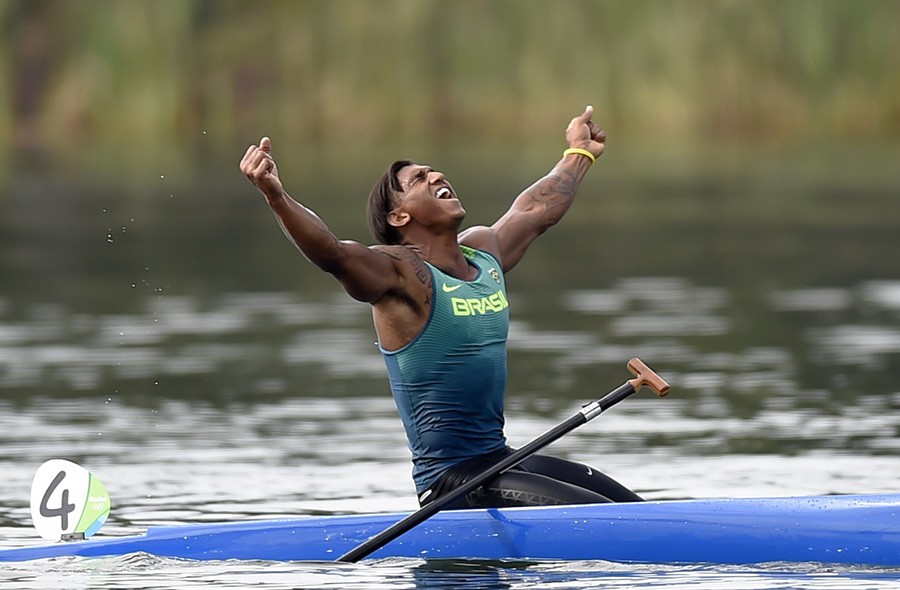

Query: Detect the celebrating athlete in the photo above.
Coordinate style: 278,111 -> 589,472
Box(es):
240,106 -> 642,508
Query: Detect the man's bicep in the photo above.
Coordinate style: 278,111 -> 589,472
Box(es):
328,241 -> 406,303
489,203 -> 547,272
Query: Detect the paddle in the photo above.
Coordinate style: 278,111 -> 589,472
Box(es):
30,459 -> 111,542
337,357 -> 669,563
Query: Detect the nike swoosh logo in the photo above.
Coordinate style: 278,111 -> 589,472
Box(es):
586,467 -> 593,476
442,283 -> 462,292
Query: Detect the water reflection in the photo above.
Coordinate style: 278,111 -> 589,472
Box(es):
3,278 -> 900,406
4,556 -> 900,590
2,278 -> 899,483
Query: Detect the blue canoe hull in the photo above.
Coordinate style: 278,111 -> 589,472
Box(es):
2,494 -> 899,565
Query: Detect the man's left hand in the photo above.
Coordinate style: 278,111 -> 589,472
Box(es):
565,105 -> 606,159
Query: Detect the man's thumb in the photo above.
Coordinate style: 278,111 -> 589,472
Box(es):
260,136 -> 272,153
580,105 -> 594,122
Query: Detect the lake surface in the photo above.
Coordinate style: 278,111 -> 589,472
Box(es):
1,147 -> 899,588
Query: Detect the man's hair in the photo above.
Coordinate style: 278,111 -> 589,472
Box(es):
367,159 -> 413,245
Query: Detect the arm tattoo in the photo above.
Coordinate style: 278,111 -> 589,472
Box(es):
535,170 -> 578,202
411,256 -> 432,292
373,246 -> 433,306
515,171 -> 578,230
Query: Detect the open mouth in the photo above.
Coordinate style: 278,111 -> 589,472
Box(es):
435,187 -> 453,200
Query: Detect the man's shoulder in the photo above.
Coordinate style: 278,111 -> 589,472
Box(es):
458,226 -> 502,261
370,244 -> 419,259
369,244 -> 430,276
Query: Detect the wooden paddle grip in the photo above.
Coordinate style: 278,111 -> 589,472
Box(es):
627,358 -> 670,397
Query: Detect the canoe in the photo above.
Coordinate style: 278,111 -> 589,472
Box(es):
2,493 -> 899,565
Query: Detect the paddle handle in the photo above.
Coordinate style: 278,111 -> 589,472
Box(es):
627,358 -> 670,397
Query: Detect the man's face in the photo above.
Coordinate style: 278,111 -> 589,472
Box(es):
393,164 -> 465,225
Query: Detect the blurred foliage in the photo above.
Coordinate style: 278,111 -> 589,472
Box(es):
1,0 -> 899,169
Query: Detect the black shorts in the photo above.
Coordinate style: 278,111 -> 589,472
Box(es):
417,447 -> 643,509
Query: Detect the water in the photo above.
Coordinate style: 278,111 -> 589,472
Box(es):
1,150 -> 899,588
6,556 -> 899,590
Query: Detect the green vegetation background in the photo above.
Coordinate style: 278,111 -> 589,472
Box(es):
2,0 -> 899,173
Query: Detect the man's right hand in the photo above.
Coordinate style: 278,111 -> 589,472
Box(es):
240,137 -> 284,202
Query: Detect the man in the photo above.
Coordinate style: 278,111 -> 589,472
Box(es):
240,105 -> 642,508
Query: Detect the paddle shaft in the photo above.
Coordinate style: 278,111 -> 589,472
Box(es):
337,366 -> 658,563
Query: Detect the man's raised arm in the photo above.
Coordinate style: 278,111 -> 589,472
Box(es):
487,106 -> 606,272
240,137 -> 399,304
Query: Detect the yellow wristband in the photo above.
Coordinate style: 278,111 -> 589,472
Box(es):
563,147 -> 595,164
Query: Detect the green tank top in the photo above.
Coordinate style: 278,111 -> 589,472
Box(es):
381,247 -> 510,493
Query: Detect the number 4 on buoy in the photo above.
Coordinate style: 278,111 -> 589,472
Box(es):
30,459 -> 110,542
